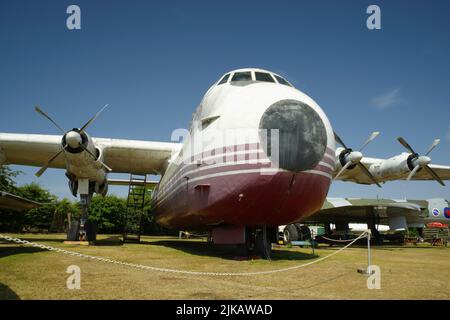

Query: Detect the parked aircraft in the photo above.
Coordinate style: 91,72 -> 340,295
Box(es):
280,197 -> 450,243
0,191 -> 43,211
1,68 -> 450,258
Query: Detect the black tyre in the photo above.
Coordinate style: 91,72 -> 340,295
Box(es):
85,220 -> 98,242
255,230 -> 272,260
297,225 -> 311,241
283,225 -> 299,243
67,220 -> 80,241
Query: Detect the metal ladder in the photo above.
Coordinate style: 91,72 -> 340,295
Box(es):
123,174 -> 147,242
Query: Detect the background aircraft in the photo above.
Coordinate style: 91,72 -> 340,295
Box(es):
0,191 -> 43,211
281,196 -> 450,243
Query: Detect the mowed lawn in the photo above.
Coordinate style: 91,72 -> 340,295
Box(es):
0,233 -> 449,300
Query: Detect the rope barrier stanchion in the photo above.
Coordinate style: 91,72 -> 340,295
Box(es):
367,229 -> 372,271
356,229 -> 373,275
0,231 -> 368,277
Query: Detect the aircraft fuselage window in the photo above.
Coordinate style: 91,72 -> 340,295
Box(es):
255,72 -> 275,83
218,73 -> 230,85
231,72 -> 252,82
274,75 -> 291,86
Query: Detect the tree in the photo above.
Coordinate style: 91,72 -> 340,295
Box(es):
19,183 -> 57,232
88,195 -> 127,234
0,166 -> 22,193
139,187 -> 176,236
51,198 -> 81,232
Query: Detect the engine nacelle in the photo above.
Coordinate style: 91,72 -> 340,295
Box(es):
335,147 -> 358,171
336,147 -> 357,170
63,132 -> 109,197
95,181 -> 108,197
370,153 -> 411,182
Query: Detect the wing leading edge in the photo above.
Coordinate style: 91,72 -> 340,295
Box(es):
0,133 -> 181,175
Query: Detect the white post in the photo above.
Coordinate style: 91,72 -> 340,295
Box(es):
367,229 -> 372,272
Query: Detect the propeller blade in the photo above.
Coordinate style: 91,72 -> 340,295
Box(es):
359,131 -> 380,152
407,165 -> 421,181
425,139 -> 440,156
35,149 -> 64,177
334,161 -> 352,180
334,132 -> 348,149
35,106 -> 65,134
423,165 -> 445,186
80,145 -> 112,172
357,162 -> 381,188
80,104 -> 109,133
397,137 -> 416,154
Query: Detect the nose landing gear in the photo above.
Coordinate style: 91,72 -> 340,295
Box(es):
255,226 -> 272,260
241,226 -> 275,260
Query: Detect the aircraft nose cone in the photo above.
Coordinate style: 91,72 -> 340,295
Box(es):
259,99 -> 327,172
65,131 -> 82,149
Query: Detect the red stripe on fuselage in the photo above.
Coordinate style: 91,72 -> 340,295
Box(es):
152,143 -> 334,230
158,144 -> 335,196
157,157 -> 333,201
153,169 -> 331,230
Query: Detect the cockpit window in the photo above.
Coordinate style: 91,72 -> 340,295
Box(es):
274,75 -> 291,86
218,73 -> 230,85
255,72 -> 275,83
231,71 -> 252,82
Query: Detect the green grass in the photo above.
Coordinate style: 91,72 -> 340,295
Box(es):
1,233 -> 449,300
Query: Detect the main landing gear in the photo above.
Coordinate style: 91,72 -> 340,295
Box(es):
67,194 -> 97,242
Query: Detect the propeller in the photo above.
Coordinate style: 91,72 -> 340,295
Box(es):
34,104 -> 112,177
397,137 -> 445,186
334,131 -> 381,187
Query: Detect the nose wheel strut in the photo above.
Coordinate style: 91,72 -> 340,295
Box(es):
241,226 -> 273,260
255,226 -> 272,260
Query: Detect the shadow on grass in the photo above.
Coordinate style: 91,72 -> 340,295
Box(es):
143,240 -> 318,261
0,245 -> 45,259
93,236 -> 124,246
0,235 -> 124,246
0,283 -> 20,300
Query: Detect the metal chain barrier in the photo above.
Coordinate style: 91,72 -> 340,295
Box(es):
0,231 -> 368,276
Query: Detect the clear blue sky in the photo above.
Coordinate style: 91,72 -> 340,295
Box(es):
1,0 -> 450,200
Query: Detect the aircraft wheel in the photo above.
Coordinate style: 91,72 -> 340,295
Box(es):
297,225 -> 311,241
85,220 -> 98,242
283,225 -> 298,243
255,229 -> 272,260
67,220 -> 80,241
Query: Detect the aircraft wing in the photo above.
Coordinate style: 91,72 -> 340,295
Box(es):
301,197 -> 429,229
334,157 -> 450,185
0,133 -> 181,175
107,179 -> 158,188
93,137 -> 180,175
333,157 -> 381,185
0,191 -> 44,211
408,164 -> 450,181
0,134 -> 66,169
